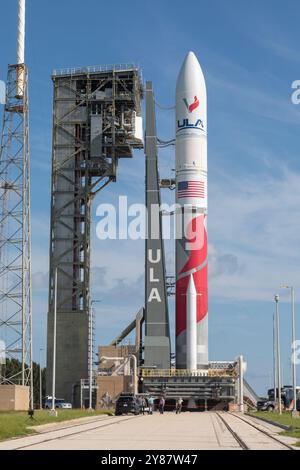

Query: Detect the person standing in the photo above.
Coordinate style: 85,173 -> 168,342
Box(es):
136,396 -> 142,414
148,396 -> 154,414
176,397 -> 183,414
141,397 -> 146,415
159,396 -> 165,414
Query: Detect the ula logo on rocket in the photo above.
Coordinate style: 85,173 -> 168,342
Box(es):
178,95 -> 204,132
183,96 -> 199,113
177,118 -> 205,132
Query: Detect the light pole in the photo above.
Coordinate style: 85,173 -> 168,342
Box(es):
273,311 -> 277,406
50,268 -> 58,416
238,355 -> 244,413
88,300 -> 101,410
274,295 -> 282,414
39,348 -> 44,410
280,285 -> 298,416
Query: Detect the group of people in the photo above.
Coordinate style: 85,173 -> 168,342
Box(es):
158,396 -> 183,414
138,396 -> 184,414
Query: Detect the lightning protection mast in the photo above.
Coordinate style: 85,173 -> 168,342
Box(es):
0,0 -> 33,409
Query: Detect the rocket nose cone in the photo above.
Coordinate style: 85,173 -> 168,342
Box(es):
176,51 -> 205,94
184,51 -> 199,67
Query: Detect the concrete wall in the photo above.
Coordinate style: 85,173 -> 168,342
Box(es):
96,376 -> 132,409
46,311 -> 88,404
98,345 -> 136,371
0,385 -> 29,411
96,345 -> 137,409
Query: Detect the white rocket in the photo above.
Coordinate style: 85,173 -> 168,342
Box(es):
175,51 -> 208,369
16,0 -> 26,97
17,0 -> 25,65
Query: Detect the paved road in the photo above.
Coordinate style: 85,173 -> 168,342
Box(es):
0,412 -> 297,450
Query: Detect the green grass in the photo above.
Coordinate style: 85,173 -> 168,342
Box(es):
249,411 -> 300,446
0,409 -> 113,441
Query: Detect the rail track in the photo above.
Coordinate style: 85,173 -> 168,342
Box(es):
216,412 -> 295,450
12,414 -> 142,450
216,412 -> 249,449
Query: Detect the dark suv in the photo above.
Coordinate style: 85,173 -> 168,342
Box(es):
115,394 -> 141,416
257,399 -> 276,411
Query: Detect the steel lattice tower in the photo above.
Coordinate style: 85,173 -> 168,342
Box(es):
0,0 -> 33,408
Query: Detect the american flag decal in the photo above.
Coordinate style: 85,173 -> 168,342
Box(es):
178,180 -> 205,198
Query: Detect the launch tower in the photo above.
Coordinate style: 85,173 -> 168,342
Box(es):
46,64 -> 143,403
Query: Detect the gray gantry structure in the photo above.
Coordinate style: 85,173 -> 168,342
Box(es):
46,65 -> 143,403
144,82 -> 171,370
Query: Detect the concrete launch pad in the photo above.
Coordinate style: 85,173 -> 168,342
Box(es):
0,413 -> 297,450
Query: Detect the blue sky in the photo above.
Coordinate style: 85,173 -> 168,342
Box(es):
1,0 -> 300,395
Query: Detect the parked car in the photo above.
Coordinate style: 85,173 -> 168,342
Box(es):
256,399 -> 283,412
257,399 -> 275,411
44,398 -> 72,409
115,394 -> 142,416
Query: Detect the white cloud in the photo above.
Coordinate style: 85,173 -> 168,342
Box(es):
209,165 -> 300,301
208,72 -> 299,126
209,244 -> 242,278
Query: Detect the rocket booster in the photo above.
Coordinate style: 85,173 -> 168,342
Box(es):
175,51 -> 208,369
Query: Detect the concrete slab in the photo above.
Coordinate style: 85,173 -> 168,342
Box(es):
28,414 -> 112,433
0,412 -> 298,450
0,413 -> 239,450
